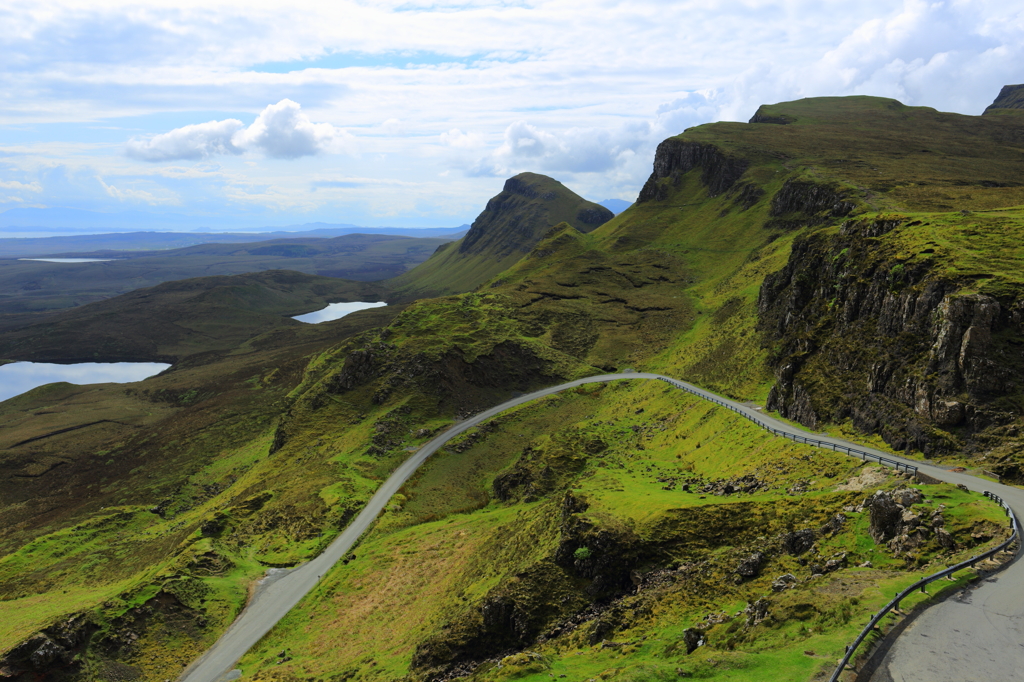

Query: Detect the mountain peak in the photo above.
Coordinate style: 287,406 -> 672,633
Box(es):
387,173 -> 613,300
984,84 -> 1024,114
459,173 -> 612,258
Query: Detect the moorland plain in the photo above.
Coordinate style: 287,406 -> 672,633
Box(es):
0,232 -> 456,324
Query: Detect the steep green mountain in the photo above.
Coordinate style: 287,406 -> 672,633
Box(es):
386,173 -> 613,300
1,93 -> 1023,682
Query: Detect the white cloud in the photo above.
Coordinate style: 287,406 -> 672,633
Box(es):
381,118 -> 405,135
126,118 -> 245,161
99,178 -> 180,205
470,120 -> 642,177
439,128 -> 483,149
0,180 -> 43,192
126,99 -> 354,162
231,99 -> 355,159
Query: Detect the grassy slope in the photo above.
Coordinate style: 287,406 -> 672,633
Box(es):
720,97 -> 1024,213
239,381 -> 1007,682
0,305 -> 414,665
0,270 -> 388,362
0,233 -> 451,318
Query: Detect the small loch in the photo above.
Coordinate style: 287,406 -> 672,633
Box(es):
292,301 -> 387,324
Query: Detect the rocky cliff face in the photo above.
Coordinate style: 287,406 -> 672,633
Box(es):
759,215 -> 1024,474
636,139 -> 749,202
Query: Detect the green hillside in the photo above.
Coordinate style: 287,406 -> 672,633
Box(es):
1,94 -> 1023,682
387,173 -> 613,301
0,270 -> 387,362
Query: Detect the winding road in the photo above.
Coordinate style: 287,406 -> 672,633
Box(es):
177,372 -> 1024,682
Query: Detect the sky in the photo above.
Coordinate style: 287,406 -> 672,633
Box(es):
1,0 -> 1023,232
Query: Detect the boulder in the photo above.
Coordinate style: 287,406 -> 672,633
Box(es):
936,527 -> 957,550
867,490 -> 903,543
893,488 -> 924,507
824,553 -> 847,572
736,552 -> 765,578
820,513 -> 847,536
27,636 -> 67,670
682,628 -> 705,654
782,529 -> 816,555
744,597 -> 771,626
771,574 -> 798,592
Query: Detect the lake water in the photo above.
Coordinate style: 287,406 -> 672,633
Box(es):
17,258 -> 119,263
0,362 -> 171,403
292,301 -> 387,324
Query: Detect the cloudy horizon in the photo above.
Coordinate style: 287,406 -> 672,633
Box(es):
2,0 -> 1023,232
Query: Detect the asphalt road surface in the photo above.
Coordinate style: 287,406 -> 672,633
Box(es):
177,372 -> 1024,682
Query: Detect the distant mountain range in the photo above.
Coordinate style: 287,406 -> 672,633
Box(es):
0,206 -> 472,238
0,225 -> 469,259
598,198 -> 632,214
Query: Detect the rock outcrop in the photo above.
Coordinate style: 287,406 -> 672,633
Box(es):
766,179 -> 855,229
759,215 -> 1024,467
867,490 -> 904,543
637,139 -> 749,202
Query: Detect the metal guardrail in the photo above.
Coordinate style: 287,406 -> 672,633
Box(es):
827,491 -> 1020,682
656,377 -> 918,475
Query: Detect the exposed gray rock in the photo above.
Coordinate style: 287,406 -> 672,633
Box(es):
771,573 -> 798,592
893,488 -> 924,507
682,628 -> 705,654
820,513 -> 847,536
637,140 -> 749,202
936,527 -> 957,550
758,220 -> 1024,462
782,529 -> 816,555
736,552 -> 765,578
867,490 -> 903,543
932,400 -> 965,426
769,179 -> 855,224
824,553 -> 847,572
901,510 -> 922,529
27,635 -> 67,669
744,597 -> 771,626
